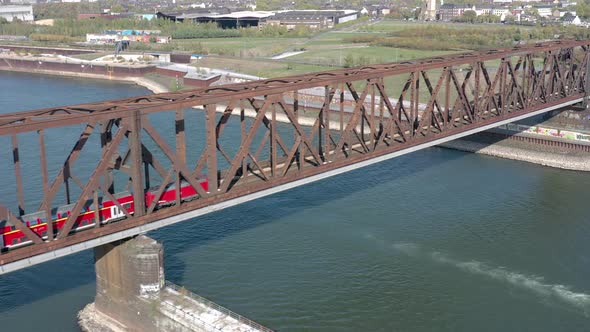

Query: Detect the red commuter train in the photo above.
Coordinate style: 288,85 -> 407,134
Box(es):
0,178 -> 208,251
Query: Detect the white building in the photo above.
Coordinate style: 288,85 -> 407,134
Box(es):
563,14 -> 582,25
536,7 -> 553,17
475,7 -> 493,16
557,10 -> 577,17
425,0 -> 437,20
8,0 -> 38,4
493,8 -> 510,17
0,5 -> 33,22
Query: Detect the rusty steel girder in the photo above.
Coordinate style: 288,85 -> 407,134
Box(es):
0,39 -> 588,267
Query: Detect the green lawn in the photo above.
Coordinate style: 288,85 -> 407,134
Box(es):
169,37 -> 308,57
194,56 -> 334,78
289,46 -> 457,67
360,20 -> 535,33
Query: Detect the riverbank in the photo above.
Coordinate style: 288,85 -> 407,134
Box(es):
440,136 -> 590,171
0,66 -> 169,94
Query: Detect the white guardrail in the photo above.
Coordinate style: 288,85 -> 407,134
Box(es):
164,281 -> 274,332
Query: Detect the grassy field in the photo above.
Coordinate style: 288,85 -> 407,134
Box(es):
195,56 -> 334,78
357,20 -> 534,33
170,37 -> 307,57
288,45 -> 456,67
186,20 -> 509,78
63,20 -> 562,85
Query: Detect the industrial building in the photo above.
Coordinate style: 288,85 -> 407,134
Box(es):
0,5 -> 33,22
156,9 -> 359,29
264,10 -> 359,30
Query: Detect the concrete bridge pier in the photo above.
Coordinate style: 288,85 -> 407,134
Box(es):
95,236 -> 164,330
79,235 -> 273,332
80,235 -> 166,332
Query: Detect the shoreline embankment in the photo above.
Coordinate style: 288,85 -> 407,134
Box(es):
0,54 -> 169,93
0,63 -> 169,94
439,138 -> 590,171
2,58 -> 589,172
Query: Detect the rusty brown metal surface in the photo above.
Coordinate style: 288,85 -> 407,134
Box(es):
0,40 -> 589,266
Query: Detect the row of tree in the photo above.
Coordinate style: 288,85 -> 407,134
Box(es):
345,24 -> 590,51
0,17 -> 315,40
453,11 -> 502,24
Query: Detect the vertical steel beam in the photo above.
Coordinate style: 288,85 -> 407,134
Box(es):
474,62 -> 480,121
175,109 -> 185,205
318,87 -> 325,160
295,90 -> 304,169
206,104 -> 218,193
370,82 -> 375,147
293,90 -> 305,170
175,109 -> 186,164
240,100 -> 247,176
271,102 -> 277,177
101,121 -> 115,195
444,67 -> 451,127
129,111 -> 145,217
93,190 -> 100,228
585,47 -> 590,107
38,130 -> 53,240
339,83 -> 344,130
325,88 -> 331,161
410,73 -> 417,136
11,134 -> 25,216
322,85 -> 330,161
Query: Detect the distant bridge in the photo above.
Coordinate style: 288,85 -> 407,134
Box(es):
0,39 -> 588,274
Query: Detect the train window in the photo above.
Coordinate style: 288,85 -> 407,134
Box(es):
11,226 -> 15,231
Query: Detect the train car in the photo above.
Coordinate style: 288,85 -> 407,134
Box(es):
0,177 -> 208,251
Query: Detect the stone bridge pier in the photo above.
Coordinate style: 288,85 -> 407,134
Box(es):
79,235 -> 166,332
79,235 -> 273,332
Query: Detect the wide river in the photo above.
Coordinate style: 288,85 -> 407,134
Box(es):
1,71 -> 589,331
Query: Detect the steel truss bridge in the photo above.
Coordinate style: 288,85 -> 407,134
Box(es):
1,40 -> 589,274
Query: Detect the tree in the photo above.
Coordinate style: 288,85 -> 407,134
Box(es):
477,14 -> 500,23
111,4 -> 124,14
462,10 -> 477,23
576,2 -> 590,19
524,7 -> 540,19
343,54 -> 354,68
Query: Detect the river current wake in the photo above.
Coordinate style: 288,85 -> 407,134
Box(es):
391,242 -> 590,316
